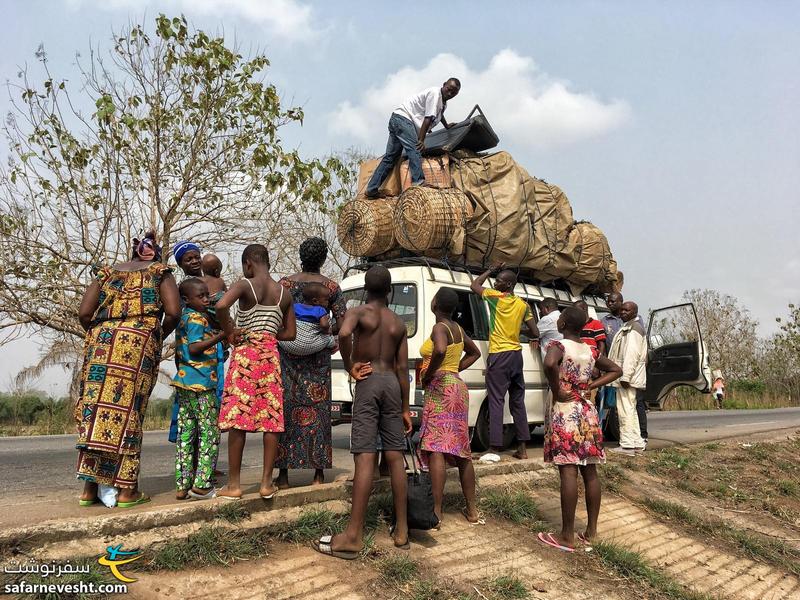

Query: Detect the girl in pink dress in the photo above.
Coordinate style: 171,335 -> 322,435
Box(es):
539,306 -> 622,552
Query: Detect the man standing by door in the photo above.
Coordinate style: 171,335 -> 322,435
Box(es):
471,265 -> 540,462
365,79 -> 461,198
537,298 -> 562,360
607,301 -> 647,456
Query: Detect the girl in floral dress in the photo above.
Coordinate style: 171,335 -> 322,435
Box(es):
539,306 -> 622,552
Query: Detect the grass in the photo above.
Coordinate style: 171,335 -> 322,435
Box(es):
274,507 -> 348,543
642,498 -> 800,576
777,480 -> 799,497
701,442 -> 722,451
594,541 -> 712,600
5,559 -> 119,600
479,489 -> 546,530
377,555 -> 418,584
662,389 -> 798,411
146,525 -> 269,571
410,579 -> 472,600
646,447 -> 696,476
484,574 -> 529,599
600,463 -> 629,493
215,502 -> 251,524
675,479 -> 706,497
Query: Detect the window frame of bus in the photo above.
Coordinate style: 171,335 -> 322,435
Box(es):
340,283 -> 418,338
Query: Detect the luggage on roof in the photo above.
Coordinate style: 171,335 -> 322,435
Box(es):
423,105 -> 499,155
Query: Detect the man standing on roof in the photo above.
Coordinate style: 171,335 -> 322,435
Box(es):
471,264 -> 540,462
365,78 -> 461,199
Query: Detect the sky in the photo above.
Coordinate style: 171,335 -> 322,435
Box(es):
1,0 -> 798,395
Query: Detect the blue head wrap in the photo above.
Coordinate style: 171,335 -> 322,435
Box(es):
173,240 -> 201,265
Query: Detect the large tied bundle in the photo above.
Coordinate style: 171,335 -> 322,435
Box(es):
394,187 -> 473,256
356,159 -> 402,198
450,152 -> 574,270
549,221 -> 619,295
336,198 -> 397,257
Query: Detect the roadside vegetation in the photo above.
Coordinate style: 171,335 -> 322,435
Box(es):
593,541 -> 712,600
0,393 -> 172,436
635,435 -> 800,528
641,498 -> 800,576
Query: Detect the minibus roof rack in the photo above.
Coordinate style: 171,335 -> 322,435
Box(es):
343,256 -> 607,306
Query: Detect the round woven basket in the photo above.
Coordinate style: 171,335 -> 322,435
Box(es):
394,187 -> 473,253
337,198 -> 397,257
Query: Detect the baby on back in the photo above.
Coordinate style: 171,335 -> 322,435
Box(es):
201,254 -> 227,296
278,282 -> 336,356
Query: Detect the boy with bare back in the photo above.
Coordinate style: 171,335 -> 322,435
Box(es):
314,266 -> 412,559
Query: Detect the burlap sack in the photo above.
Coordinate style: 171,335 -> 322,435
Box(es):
450,152 -> 574,269
549,221 -> 618,295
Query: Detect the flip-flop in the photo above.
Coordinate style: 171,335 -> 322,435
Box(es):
188,488 -> 217,500
577,532 -> 594,549
312,535 -> 362,560
537,532 -> 574,553
260,488 -> 278,500
117,492 -> 151,509
461,508 -> 486,526
79,498 -> 100,507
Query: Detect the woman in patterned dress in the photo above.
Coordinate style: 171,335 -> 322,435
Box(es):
275,238 -> 347,488
539,306 -> 622,552
75,232 -> 180,507
418,288 -> 482,525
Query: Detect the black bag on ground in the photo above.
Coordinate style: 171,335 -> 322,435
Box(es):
392,436 -> 440,531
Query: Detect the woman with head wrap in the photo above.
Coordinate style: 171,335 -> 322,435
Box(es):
74,231 -> 180,507
275,237 -> 347,487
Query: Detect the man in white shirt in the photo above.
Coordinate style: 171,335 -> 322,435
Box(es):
537,298 -> 562,359
366,78 -> 461,198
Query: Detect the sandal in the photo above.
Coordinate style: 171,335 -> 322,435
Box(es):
537,532 -> 574,553
79,498 -> 100,507
312,535 -> 362,560
117,492 -> 151,509
188,488 -> 217,500
577,532 -> 594,550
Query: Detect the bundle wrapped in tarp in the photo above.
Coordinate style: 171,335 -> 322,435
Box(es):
337,198 -> 397,257
394,187 -> 473,256
536,221 -> 618,295
450,152 -> 574,271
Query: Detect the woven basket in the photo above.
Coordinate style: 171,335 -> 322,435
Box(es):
394,187 -> 473,253
337,198 -> 397,257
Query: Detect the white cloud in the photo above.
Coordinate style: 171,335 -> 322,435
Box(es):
330,49 -> 631,149
65,0 -> 319,42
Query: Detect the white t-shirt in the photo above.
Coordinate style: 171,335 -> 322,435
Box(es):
538,310 -> 563,359
393,86 -> 445,131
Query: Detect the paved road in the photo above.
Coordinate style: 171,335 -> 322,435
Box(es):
1,408 -> 799,529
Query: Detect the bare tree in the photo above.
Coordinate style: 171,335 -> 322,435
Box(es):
0,15 -> 351,394
681,289 -> 759,380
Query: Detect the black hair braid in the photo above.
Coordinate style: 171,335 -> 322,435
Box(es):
299,237 -> 328,272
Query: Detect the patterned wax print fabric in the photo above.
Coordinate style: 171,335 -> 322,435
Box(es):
172,307 -> 219,391
276,278 -> 347,470
218,331 -> 284,432
175,388 -> 220,491
417,370 -> 471,470
543,339 -> 606,466
75,262 -> 171,488
481,288 -> 534,354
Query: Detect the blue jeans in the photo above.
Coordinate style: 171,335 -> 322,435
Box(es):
366,113 -> 424,195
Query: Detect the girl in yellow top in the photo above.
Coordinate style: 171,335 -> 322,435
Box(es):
418,288 -> 482,525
